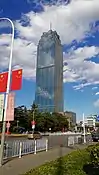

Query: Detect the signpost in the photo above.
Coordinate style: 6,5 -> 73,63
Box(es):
32,125 -> 35,129
31,120 -> 36,133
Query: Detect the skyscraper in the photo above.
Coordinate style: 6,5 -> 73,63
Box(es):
35,30 -> 63,112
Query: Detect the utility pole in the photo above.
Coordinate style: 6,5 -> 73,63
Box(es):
32,110 -> 35,133
0,18 -> 14,167
17,120 -> 19,128
83,113 -> 86,144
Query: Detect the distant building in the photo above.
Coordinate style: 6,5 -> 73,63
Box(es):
80,115 -> 96,128
35,30 -> 63,113
64,111 -> 76,126
87,116 -> 96,128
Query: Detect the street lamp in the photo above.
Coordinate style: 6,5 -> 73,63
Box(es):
83,113 -> 86,144
17,120 -> 19,128
32,110 -> 35,133
0,18 -> 14,166
32,104 -> 38,134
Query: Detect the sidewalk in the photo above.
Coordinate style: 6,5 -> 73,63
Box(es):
0,144 -> 90,175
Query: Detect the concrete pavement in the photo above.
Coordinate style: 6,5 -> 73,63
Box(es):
0,143 -> 91,175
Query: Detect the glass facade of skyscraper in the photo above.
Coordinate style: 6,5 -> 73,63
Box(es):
35,30 -> 63,112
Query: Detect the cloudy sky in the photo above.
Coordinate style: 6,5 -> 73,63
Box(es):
0,0 -> 99,121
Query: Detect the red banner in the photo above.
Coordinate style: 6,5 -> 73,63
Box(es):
11,69 -> 23,91
0,72 -> 8,92
0,69 -> 23,93
5,92 -> 15,121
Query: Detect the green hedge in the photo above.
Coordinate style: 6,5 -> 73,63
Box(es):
87,143 -> 99,167
23,149 -> 90,175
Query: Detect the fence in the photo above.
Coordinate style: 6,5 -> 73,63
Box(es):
3,138 -> 47,160
3,134 -> 92,160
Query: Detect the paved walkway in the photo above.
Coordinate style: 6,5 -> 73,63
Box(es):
0,144 -> 91,175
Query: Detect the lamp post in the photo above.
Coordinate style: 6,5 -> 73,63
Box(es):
83,113 -> 86,144
17,120 -> 19,128
0,18 -> 14,166
32,110 -> 35,133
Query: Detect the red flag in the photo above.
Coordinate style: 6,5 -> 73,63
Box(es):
11,69 -> 22,91
0,72 -> 8,92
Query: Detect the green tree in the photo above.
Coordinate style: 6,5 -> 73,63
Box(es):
51,113 -> 68,131
11,105 -> 29,132
10,102 -> 69,133
34,112 -> 69,132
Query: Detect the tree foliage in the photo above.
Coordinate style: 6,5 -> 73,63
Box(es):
8,103 -> 69,133
88,143 -> 99,167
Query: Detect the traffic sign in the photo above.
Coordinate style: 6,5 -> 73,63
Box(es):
31,120 -> 36,125
32,125 -> 35,129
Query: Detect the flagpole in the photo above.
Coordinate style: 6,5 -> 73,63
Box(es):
0,18 -> 14,166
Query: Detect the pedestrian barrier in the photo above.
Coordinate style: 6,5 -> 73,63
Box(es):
3,134 -> 92,160
68,135 -> 82,146
3,138 -> 47,160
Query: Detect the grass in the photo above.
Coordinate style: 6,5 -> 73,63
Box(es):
22,148 -> 90,175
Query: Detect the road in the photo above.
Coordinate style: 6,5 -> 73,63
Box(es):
2,133 -> 92,160
4,136 -> 28,141
2,134 -> 74,159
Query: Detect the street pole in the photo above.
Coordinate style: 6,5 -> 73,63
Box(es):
17,120 -> 19,128
83,113 -> 86,144
32,110 -> 35,133
0,18 -> 14,166
93,118 -> 96,131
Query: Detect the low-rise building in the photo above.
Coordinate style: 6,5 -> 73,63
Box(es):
80,115 -> 96,128
64,111 -> 76,127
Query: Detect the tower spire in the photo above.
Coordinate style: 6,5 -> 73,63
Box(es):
50,22 -> 52,30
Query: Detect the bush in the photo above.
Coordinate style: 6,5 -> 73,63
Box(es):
86,144 -> 95,153
89,144 -> 99,167
23,149 -> 90,175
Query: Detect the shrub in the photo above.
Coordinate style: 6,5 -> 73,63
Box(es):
89,144 -> 99,167
23,149 -> 90,175
86,144 -> 95,153
87,143 -> 99,167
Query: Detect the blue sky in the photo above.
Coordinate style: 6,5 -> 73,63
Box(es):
0,0 -> 99,121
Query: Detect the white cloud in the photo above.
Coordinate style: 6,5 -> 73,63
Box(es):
0,36 -> 37,79
95,92 -> 99,95
64,46 -> 99,86
92,87 -> 98,90
0,0 -> 99,86
16,0 -> 99,44
12,38 -> 37,79
94,99 -> 99,107
0,34 -> 11,46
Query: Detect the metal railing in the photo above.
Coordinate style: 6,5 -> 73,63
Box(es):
3,138 -> 47,159
3,134 -> 92,160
